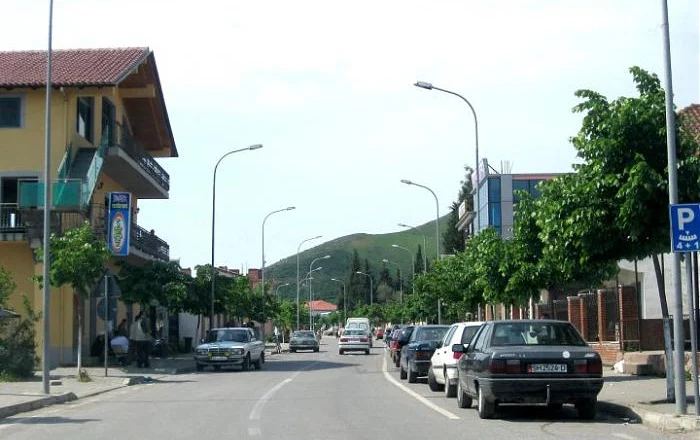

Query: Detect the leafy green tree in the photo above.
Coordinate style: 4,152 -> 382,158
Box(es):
117,261 -> 191,312
0,266 -> 13,307
443,165 -> 474,254
415,244 -> 425,275
347,249 -> 363,309
38,222 -> 110,375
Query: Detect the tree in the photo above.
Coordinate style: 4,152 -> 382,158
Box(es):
414,244 -> 425,275
443,165 -> 474,254
39,222 -> 110,375
117,261 -> 191,312
0,266 -> 14,308
347,249 -> 363,309
536,67 -> 700,397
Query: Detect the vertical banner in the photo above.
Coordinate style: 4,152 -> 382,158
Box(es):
107,192 -> 131,256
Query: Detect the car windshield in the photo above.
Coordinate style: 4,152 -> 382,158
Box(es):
206,329 -> 249,343
414,326 -> 449,342
343,329 -> 366,336
293,331 -> 315,338
490,322 -> 587,346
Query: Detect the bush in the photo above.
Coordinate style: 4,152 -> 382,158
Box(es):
0,297 -> 40,379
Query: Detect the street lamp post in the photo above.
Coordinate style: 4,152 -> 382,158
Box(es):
330,278 -> 347,324
355,271 -> 373,305
401,179 -> 440,261
261,206 -> 295,340
296,236 -> 322,330
210,144 -> 262,331
398,223 -> 428,273
392,244 -> 414,294
414,81 -> 481,234
309,255 -> 331,330
275,283 -> 291,300
382,260 -> 402,303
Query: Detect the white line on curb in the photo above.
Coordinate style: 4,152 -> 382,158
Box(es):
382,354 -> 460,420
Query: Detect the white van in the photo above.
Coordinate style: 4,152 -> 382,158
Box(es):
345,317 -> 372,348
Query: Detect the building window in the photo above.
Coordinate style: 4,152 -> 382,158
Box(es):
77,97 -> 94,143
488,177 -> 501,202
512,180 -> 529,203
0,96 -> 22,128
101,97 -> 116,146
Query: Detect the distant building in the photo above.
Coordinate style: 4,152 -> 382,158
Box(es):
306,300 -> 338,316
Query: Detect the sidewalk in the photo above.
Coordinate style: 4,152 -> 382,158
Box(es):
598,369 -> 700,433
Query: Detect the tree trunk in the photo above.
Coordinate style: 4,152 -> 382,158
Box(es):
76,294 -> 83,377
652,254 -> 675,401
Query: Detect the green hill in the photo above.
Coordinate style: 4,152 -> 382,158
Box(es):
265,215 -> 451,303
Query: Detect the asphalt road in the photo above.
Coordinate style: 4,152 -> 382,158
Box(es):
0,337 -> 693,439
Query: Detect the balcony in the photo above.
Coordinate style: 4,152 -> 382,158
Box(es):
100,123 -> 170,199
16,179 -> 84,211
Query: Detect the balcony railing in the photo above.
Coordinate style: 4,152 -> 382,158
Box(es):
105,123 -> 170,191
0,203 -> 25,232
17,179 -> 83,210
132,225 -> 170,261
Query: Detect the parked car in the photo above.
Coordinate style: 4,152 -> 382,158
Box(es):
194,327 -> 264,372
399,325 -> 450,383
346,318 -> 372,347
429,321 -> 483,397
289,330 -> 320,352
389,325 -> 414,367
338,328 -> 371,355
454,320 -> 603,420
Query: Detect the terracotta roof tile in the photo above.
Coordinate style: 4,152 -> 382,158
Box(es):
680,104 -> 700,140
0,47 -> 149,88
307,300 -> 337,312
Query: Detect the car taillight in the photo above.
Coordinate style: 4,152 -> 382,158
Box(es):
575,358 -> 602,374
415,350 -> 431,360
488,359 -> 521,374
452,351 -> 464,360
340,338 -> 348,342
391,341 -> 398,350
360,337 -> 368,342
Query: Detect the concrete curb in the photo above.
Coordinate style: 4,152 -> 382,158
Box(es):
598,401 -> 700,433
0,392 -> 77,420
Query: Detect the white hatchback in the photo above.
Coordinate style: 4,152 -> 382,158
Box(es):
428,322 -> 483,397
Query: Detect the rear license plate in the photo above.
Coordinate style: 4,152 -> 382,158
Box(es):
350,338 -> 360,342
528,363 -> 567,373
211,356 -> 227,361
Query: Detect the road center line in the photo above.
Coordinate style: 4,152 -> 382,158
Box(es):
249,378 -> 292,420
382,353 -> 460,420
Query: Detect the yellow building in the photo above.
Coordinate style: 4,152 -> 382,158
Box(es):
0,47 -> 177,367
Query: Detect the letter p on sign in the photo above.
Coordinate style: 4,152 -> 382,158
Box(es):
670,204 -> 700,252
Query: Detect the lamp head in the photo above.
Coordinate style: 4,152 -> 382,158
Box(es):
382,259 -> 389,263
414,81 -> 434,90
322,255 -> 331,260
392,244 -> 399,248
249,144 -> 263,150
331,278 -> 339,282
400,179 -> 413,185
286,206 -> 296,211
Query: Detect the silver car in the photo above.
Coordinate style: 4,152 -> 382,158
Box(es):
339,328 -> 370,355
289,330 -> 320,352
194,327 -> 264,371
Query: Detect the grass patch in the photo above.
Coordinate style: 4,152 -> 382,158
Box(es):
0,371 -> 21,382
77,369 -> 92,382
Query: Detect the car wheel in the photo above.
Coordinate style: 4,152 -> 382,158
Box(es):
456,379 -> 472,409
314,348 -> 319,352
576,398 -> 597,420
365,350 -> 370,355
261,352 -> 265,364
477,385 -> 495,419
444,374 -> 457,398
195,363 -> 204,372
399,364 -> 407,380
290,349 -> 296,353
407,364 -> 418,383
254,354 -> 263,370
547,402 -> 562,412
242,354 -> 251,371
339,350 -> 344,355
394,356 -> 400,368
428,369 -> 442,392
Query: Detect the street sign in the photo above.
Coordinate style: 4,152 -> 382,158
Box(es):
670,203 -> 700,252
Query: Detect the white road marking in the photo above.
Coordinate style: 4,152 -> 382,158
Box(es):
382,354 -> 460,420
611,434 -> 639,440
249,378 -> 292,420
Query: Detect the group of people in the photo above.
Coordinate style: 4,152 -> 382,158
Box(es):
91,312 -> 153,368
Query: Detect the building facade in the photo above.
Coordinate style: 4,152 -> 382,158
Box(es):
0,47 -> 177,366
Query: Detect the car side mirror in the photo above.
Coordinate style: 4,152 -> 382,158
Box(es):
452,343 -> 466,353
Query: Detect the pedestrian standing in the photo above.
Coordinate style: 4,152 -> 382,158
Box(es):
130,312 -> 151,368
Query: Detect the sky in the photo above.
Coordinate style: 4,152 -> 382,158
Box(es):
2,0 -> 699,272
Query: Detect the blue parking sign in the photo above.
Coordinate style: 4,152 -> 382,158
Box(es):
670,204 -> 700,252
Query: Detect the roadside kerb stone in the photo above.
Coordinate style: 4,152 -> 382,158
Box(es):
0,392 -> 77,420
598,401 -> 700,433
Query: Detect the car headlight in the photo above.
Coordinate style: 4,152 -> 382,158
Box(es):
230,348 -> 244,355
196,349 -> 208,355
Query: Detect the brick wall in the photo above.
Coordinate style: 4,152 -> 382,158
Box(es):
618,285 -> 639,349
567,296 -> 582,335
589,341 -> 622,366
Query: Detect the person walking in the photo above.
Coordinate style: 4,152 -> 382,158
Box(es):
130,312 -> 151,368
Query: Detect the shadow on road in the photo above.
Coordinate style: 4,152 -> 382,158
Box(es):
1,416 -> 100,425
262,359 -> 360,372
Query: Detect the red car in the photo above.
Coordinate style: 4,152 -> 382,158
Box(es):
375,328 -> 385,340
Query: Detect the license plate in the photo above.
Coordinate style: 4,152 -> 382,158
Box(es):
211,356 -> 227,361
529,363 -> 567,373
350,338 -> 360,342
